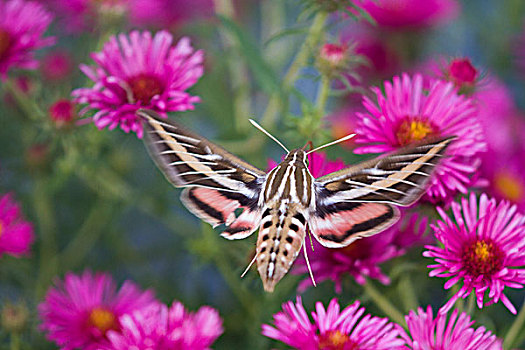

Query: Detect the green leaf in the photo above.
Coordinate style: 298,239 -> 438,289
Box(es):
218,15 -> 281,94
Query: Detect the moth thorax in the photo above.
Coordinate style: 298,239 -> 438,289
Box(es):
256,206 -> 306,292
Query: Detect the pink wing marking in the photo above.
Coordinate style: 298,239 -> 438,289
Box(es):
309,202 -> 399,248
181,187 -> 261,240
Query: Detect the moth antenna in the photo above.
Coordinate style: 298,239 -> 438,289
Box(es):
241,251 -> 258,278
306,133 -> 356,155
249,119 -> 289,153
303,239 -> 317,288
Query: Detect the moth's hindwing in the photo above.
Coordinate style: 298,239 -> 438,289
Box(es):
311,136 -> 455,248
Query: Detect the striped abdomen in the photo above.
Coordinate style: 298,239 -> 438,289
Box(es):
256,149 -> 314,292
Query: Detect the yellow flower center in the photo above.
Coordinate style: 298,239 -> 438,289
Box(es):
0,29 -> 12,60
461,239 -> 504,278
396,117 -> 436,146
128,74 -> 164,105
318,330 -> 358,350
494,171 -> 524,202
87,307 -> 117,334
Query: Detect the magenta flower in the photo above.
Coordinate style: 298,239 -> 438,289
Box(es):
129,0 -> 214,29
39,270 -> 157,350
401,306 -> 502,349
0,193 -> 34,257
72,30 -> 204,138
40,51 -> 74,81
42,0 -> 129,33
354,73 -> 487,204
49,98 -> 76,128
105,301 -> 223,349
356,0 -> 459,29
295,212 -> 428,292
0,0 -> 55,79
262,297 -> 406,349
424,193 -> 525,314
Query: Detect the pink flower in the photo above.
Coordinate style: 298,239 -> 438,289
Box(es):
0,193 -> 34,257
295,212 -> 428,292
424,193 -> 525,314
105,301 -> 223,350
354,73 -> 487,204
262,297 -> 406,349
38,270 -> 157,350
401,306 -> 502,349
40,51 -> 74,81
41,0 -> 128,33
356,0 -> 459,29
0,0 -> 55,79
128,0 -> 214,29
72,31 -> 204,138
49,99 -> 76,127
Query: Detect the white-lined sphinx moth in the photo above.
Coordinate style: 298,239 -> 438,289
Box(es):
138,109 -> 454,292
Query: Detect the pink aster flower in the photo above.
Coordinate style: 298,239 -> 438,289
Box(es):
42,0 -> 129,33
72,30 -> 204,138
0,0 -> 55,79
401,306 -> 502,349
49,99 -> 76,128
39,270 -> 157,350
262,297 -> 406,349
0,193 -> 34,257
128,0 -> 214,29
354,73 -> 487,204
424,193 -> 525,314
105,300 -> 223,349
40,51 -> 74,81
295,212 -> 428,292
356,0 -> 459,29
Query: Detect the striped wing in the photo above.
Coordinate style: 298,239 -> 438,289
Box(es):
309,136 -> 455,248
138,109 -> 266,239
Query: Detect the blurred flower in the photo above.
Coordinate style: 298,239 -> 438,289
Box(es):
0,0 -> 55,79
72,31 -> 204,138
25,143 -> 50,171
356,0 -> 459,29
49,99 -> 76,128
354,73 -> 487,204
105,301 -> 223,349
40,51 -> 73,81
316,43 -> 351,79
3,75 -> 33,106
295,212 -> 427,292
424,193 -> 525,314
445,58 -> 479,90
39,270 -> 157,350
0,193 -> 34,257
417,56 -> 480,94
128,0 -> 214,29
42,0 -> 128,33
401,306 -> 502,349
1,302 -> 29,333
262,297 -> 405,349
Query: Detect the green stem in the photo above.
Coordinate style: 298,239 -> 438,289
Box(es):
260,10 -> 328,128
503,298 -> 525,350
363,279 -> 406,327
10,333 -> 20,350
34,178 -> 58,300
397,275 -> 418,313
465,292 -> 476,316
3,79 -> 46,121
59,199 -> 116,270
315,76 -> 330,119
214,0 -> 252,133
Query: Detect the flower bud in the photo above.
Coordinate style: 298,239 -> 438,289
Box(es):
1,302 -> 29,333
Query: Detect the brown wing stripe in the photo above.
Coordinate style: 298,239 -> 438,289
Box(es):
223,226 -> 251,235
187,189 -> 224,222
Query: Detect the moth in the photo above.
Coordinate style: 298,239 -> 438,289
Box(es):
138,109 -> 454,292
